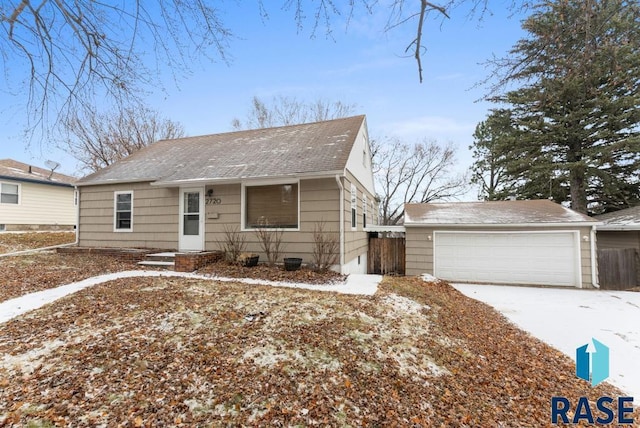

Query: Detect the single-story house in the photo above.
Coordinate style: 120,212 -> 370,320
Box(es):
0,159 -> 76,231
404,200 -> 598,288
75,115 -> 377,274
596,206 -> 640,287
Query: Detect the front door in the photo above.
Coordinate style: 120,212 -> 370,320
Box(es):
179,187 -> 204,251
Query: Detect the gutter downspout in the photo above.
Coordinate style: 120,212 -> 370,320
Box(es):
590,225 -> 599,288
335,175 -> 345,273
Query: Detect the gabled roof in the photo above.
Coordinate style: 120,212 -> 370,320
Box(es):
596,206 -> 640,230
0,159 -> 75,187
404,200 -> 596,226
77,115 -> 367,186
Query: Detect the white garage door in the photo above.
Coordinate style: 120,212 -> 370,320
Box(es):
434,231 -> 579,287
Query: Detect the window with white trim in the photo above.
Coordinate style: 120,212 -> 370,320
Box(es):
363,194 -> 367,228
245,183 -> 299,229
350,184 -> 357,229
0,182 -> 19,204
114,191 -> 133,231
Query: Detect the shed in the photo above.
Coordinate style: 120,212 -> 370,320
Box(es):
596,206 -> 640,287
404,200 -> 598,288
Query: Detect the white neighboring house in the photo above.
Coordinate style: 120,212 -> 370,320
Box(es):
0,159 -> 77,231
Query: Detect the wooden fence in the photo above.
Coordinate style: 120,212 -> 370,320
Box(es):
368,237 -> 405,275
597,248 -> 638,290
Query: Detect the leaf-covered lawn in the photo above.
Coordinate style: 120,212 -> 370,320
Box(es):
0,232 -> 75,254
0,253 -> 141,303
0,276 -> 635,426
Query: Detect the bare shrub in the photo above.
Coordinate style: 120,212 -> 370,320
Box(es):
254,221 -> 284,267
220,225 -> 247,264
312,220 -> 339,272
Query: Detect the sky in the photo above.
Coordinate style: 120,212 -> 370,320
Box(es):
0,2 -> 528,199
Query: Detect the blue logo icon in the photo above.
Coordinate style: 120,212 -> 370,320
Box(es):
576,338 -> 609,386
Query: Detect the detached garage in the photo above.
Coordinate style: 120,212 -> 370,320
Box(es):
404,200 -> 598,288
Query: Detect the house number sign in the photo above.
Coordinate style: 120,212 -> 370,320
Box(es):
206,197 -> 222,205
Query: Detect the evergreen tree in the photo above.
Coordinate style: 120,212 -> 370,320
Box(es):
477,0 -> 640,214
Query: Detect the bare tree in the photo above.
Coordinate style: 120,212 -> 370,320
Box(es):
62,106 -> 185,173
2,1 -> 510,137
1,1 -> 231,132
373,137 -> 468,225
231,96 -> 357,130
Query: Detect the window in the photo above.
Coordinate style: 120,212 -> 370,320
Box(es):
114,191 -> 133,231
363,194 -> 367,228
351,184 -> 357,229
0,183 -> 19,204
245,183 -> 298,229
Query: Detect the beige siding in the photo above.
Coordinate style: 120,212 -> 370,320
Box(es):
78,182 -> 179,249
342,171 -> 375,272
597,231 -> 640,250
405,225 -> 596,288
0,180 -> 75,228
204,178 -> 340,264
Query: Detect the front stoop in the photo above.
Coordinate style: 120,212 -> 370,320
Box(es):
138,252 -> 176,269
138,251 -> 223,272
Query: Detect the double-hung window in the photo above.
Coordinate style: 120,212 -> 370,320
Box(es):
351,184 -> 357,229
114,191 -> 133,231
363,194 -> 367,228
0,182 -> 19,204
244,183 -> 299,229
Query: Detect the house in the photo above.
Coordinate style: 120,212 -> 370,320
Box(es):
0,159 -> 76,231
403,200 -> 598,288
75,115 -> 377,274
596,206 -> 640,287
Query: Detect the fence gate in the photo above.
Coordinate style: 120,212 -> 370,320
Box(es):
368,236 -> 405,275
597,248 -> 638,290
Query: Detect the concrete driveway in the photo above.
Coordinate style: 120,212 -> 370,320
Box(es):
452,283 -> 640,399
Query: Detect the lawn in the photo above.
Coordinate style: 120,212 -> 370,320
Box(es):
0,232 -> 76,254
1,275 -> 636,427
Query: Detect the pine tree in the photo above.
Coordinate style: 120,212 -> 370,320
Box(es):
477,0 -> 640,214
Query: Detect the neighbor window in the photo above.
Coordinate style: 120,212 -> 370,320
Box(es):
245,183 -> 298,229
114,191 -> 133,231
0,182 -> 19,204
351,184 -> 357,229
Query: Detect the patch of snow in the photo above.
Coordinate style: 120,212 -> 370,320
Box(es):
0,339 -> 66,375
421,273 -> 438,283
452,283 -> 640,399
381,293 -> 429,316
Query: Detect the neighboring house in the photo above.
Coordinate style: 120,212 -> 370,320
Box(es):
404,200 -> 598,288
596,206 -> 640,287
0,159 -> 76,231
75,115 -> 377,274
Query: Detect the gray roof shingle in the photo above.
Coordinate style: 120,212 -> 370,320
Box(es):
596,206 -> 640,230
404,200 -> 596,225
78,115 -> 366,186
0,159 -> 76,187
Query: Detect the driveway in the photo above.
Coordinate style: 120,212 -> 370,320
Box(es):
452,283 -> 640,399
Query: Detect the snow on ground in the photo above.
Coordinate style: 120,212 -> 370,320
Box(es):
0,271 -> 381,325
452,283 -> 640,399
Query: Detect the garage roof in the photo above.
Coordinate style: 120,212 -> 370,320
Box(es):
404,200 -> 597,226
596,205 -> 640,230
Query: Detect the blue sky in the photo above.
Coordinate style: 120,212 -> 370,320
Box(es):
0,2 -> 527,198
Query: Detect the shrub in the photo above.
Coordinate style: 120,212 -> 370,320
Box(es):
254,220 -> 284,267
220,225 -> 247,264
312,220 -> 339,272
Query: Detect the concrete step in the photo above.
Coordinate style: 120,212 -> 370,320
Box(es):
138,260 -> 175,268
144,252 -> 176,263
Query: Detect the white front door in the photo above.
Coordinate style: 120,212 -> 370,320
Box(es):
179,187 -> 204,251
